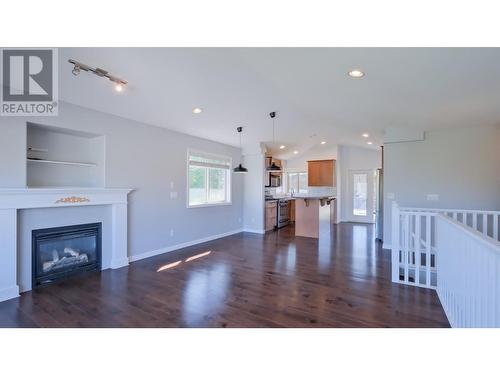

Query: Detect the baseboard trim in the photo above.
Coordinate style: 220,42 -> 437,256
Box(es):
111,258 -> 130,269
129,228 -> 243,262
242,228 -> 265,234
0,285 -> 20,302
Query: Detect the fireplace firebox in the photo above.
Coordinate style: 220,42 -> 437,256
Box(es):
32,223 -> 102,287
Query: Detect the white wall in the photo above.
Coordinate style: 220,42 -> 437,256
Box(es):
0,101 -> 244,260
242,153 -> 265,233
337,145 -> 382,222
383,124 -> 500,247
0,119 -> 26,187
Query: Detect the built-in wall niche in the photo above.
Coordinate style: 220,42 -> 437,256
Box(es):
26,122 -> 105,187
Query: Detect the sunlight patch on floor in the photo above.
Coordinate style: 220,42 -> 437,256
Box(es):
156,261 -> 182,272
156,251 -> 213,272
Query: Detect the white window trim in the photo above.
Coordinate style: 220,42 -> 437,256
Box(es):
282,169 -> 308,194
186,148 -> 233,208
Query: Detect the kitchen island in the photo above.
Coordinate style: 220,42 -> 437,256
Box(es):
294,195 -> 336,238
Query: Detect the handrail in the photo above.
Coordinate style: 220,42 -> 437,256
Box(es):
436,214 -> 500,327
400,206 -> 500,215
438,214 -> 500,254
391,201 -> 499,290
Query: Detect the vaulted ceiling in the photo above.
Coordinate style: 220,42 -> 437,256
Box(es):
58,48 -> 500,158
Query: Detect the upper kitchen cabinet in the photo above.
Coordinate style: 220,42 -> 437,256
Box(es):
265,156 -> 282,169
307,159 -> 336,187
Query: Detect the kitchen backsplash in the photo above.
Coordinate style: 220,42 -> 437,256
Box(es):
265,187 -> 277,196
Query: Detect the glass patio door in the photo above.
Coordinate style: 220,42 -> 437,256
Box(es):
347,170 -> 375,223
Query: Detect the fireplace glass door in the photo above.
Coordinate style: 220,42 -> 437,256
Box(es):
32,223 -> 102,286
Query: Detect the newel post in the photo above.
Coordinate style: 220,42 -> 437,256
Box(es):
391,201 -> 400,283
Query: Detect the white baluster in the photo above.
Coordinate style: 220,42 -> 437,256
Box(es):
482,214 -> 488,236
494,215 -> 499,241
391,201 -> 400,283
404,214 -> 410,283
415,214 -> 421,285
494,251 -> 498,326
426,214 -> 431,287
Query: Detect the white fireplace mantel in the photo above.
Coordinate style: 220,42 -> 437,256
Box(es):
0,188 -> 133,302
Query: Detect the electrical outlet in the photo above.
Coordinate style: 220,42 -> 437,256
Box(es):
170,181 -> 174,189
170,228 -> 174,237
170,191 -> 178,199
427,194 -> 439,201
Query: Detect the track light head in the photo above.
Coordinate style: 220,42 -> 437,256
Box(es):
68,59 -> 128,91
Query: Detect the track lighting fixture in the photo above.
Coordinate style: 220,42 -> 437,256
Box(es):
68,59 -> 127,91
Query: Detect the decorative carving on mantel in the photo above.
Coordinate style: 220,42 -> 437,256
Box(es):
54,196 -> 90,204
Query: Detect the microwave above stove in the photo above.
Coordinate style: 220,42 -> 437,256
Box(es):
267,173 -> 281,187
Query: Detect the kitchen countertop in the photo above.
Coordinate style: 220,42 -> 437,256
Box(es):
293,195 -> 336,200
266,195 -> 336,201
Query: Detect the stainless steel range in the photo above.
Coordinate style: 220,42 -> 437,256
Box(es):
277,199 -> 290,228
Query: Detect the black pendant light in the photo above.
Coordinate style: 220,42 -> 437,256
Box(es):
267,111 -> 282,171
233,127 -> 248,173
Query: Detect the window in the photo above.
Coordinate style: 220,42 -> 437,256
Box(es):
188,150 -> 231,207
352,173 -> 368,216
285,171 -> 308,194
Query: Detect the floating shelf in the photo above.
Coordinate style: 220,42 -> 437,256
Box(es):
27,147 -> 48,152
27,158 -> 97,167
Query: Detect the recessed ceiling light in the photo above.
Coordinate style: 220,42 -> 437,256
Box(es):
279,145 -> 286,149
293,150 -> 298,154
192,107 -> 203,114
362,133 -> 369,138
321,141 -> 326,145
348,69 -> 365,78
367,141 -> 373,145
114,83 -> 124,92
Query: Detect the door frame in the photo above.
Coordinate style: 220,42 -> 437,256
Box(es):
346,169 -> 375,223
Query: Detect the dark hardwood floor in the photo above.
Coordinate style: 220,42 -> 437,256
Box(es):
0,223 -> 449,328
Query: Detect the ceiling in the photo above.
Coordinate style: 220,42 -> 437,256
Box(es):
58,48 -> 500,158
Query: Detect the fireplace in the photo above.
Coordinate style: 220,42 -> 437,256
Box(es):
32,223 -> 102,287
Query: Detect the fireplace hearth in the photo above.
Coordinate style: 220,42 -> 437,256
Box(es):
32,223 -> 102,287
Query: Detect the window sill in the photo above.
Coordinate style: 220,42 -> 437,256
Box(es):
187,202 -> 232,209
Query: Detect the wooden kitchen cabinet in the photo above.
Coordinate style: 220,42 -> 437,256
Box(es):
265,156 -> 282,169
265,201 -> 277,231
289,200 -> 296,222
307,159 -> 335,187
265,156 -> 272,169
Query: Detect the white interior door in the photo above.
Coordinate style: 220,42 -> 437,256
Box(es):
346,169 -> 375,223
